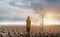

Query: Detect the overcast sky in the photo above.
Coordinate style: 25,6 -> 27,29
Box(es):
0,0 -> 60,25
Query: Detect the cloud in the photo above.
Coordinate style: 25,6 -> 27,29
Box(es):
0,0 -> 60,25
0,0 -> 35,22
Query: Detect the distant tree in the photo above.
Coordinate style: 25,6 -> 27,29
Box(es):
34,5 -> 47,32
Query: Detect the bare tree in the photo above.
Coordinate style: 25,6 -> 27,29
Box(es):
34,5 -> 47,32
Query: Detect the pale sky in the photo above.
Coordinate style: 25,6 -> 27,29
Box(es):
0,0 -> 60,25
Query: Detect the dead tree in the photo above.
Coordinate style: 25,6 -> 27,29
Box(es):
34,5 -> 47,32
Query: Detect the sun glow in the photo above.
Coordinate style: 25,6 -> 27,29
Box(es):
35,11 -> 59,25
